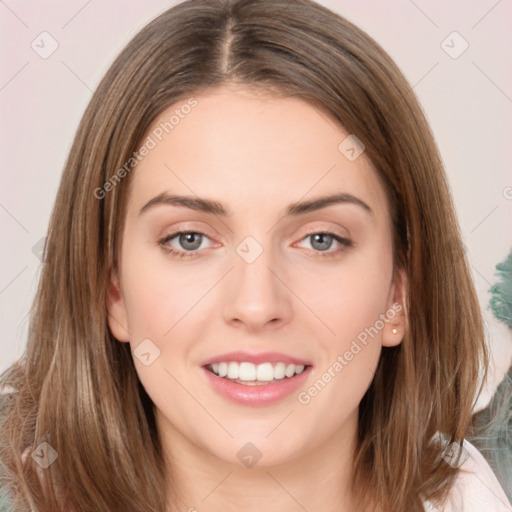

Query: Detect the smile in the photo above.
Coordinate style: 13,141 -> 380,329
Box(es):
201,363 -> 313,406
207,361 -> 307,383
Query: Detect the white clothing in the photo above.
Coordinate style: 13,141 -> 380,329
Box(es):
423,439 -> 511,511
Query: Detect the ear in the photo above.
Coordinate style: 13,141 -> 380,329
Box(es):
106,267 -> 130,342
382,267 -> 407,347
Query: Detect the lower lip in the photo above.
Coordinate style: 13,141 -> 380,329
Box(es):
201,366 -> 313,407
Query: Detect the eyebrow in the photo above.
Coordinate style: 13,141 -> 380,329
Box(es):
139,192 -> 373,217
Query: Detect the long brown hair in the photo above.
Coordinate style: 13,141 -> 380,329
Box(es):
0,0 -> 488,510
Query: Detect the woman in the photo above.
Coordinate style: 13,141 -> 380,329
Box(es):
0,0 -> 508,510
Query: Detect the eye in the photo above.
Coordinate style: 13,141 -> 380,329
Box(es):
158,229 -> 353,260
296,231 -> 353,258
158,231 -> 216,259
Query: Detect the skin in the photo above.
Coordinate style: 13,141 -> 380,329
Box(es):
107,83 -> 406,512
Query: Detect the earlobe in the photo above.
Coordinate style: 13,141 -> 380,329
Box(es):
382,267 -> 407,347
106,267 -> 130,342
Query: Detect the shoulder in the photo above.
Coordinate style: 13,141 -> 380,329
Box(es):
424,439 -> 511,511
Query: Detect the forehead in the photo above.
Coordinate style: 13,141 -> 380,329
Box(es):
126,85 -> 389,222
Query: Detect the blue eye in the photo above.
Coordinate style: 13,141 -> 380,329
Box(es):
158,231 -> 212,259
298,231 -> 353,258
158,230 -> 353,260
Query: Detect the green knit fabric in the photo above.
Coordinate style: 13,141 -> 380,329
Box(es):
469,247 -> 512,501
489,248 -> 512,329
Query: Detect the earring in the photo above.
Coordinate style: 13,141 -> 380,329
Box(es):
392,328 -> 397,334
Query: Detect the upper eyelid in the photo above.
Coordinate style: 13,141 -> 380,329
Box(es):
160,226 -> 349,238
294,230 -> 352,249
160,229 -> 217,246
160,220 -> 350,239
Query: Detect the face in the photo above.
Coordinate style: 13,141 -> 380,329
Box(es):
107,84 -> 406,469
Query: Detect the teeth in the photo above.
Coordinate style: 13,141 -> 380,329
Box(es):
208,361 -> 306,381
241,362 -> 256,380
227,361 -> 239,379
217,362 -> 228,377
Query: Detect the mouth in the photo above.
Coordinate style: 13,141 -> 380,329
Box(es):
204,361 -> 312,386
201,361 -> 313,407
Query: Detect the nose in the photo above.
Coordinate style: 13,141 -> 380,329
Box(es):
223,244 -> 293,331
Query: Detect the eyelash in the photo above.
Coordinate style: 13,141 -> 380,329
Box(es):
157,230 -> 353,260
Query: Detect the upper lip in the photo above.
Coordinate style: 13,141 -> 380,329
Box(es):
200,351 -> 313,367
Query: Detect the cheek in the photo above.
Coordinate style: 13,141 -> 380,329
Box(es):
305,241 -> 394,344
296,252 -> 392,422
121,242 -> 209,338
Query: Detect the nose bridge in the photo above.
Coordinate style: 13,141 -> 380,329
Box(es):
224,234 -> 291,328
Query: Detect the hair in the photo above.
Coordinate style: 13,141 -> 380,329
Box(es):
0,0 -> 489,510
